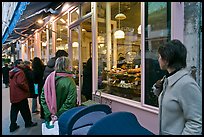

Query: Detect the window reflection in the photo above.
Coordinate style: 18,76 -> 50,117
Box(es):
144,2 -> 170,107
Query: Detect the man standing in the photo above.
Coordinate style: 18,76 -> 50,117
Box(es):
9,59 -> 37,132
2,63 -> 10,88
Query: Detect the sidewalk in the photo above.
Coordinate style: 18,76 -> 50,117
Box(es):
2,81 -> 43,135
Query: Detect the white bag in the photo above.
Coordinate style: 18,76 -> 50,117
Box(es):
42,120 -> 59,135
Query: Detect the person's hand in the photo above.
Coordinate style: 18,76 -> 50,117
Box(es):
155,79 -> 163,88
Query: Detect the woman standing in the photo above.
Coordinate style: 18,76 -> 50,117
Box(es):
32,57 -> 45,118
41,56 -> 77,122
152,39 -> 202,135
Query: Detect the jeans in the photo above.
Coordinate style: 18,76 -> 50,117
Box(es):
32,97 -> 38,112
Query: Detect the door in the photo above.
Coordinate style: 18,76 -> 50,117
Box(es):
70,17 -> 92,105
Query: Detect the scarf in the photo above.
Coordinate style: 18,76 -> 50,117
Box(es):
43,71 -> 74,121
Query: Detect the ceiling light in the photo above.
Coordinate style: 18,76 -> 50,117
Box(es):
72,42 -> 79,47
37,19 -> 44,24
115,13 -> 126,20
114,2 -> 125,39
114,30 -> 125,39
57,38 -> 62,41
82,28 -> 86,32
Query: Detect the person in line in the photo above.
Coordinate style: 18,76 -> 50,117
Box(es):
152,39 -> 202,135
2,63 -> 10,88
43,50 -> 68,82
9,59 -> 37,132
81,57 -> 92,101
32,57 -> 45,119
41,56 -> 77,122
23,60 -> 38,113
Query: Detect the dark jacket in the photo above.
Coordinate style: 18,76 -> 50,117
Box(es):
43,57 -> 56,82
82,58 -> 92,100
2,66 -> 10,84
33,65 -> 45,97
9,67 -> 29,103
23,66 -> 36,98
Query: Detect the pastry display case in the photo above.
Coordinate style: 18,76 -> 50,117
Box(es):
103,66 -> 141,101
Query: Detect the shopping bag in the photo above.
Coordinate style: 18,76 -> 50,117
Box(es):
42,120 -> 59,135
34,83 -> 38,94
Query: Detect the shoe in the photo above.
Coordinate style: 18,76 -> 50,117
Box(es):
10,125 -> 20,132
25,122 -> 37,128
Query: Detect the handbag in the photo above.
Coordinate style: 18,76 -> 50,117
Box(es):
42,120 -> 59,135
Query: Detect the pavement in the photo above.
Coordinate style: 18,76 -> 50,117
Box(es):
2,80 -> 44,135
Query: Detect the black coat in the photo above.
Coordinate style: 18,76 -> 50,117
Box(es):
23,67 -> 37,98
82,58 -> 92,100
43,57 -> 56,82
2,66 -> 10,84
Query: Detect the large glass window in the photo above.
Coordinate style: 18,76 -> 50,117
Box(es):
97,2 -> 142,102
56,14 -> 68,52
144,2 -> 170,107
81,2 -> 91,16
48,23 -> 53,58
70,7 -> 79,23
41,29 -> 47,64
28,37 -> 34,60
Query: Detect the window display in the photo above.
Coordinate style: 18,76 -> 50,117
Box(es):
97,2 -> 142,102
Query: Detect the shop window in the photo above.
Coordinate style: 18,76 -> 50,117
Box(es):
41,29 -> 47,64
97,2 -> 142,102
144,2 -> 171,107
48,23 -> 53,58
70,7 -> 79,23
81,2 -> 91,17
56,13 -> 68,52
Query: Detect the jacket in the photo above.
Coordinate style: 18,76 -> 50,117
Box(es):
158,68 -> 202,135
23,66 -> 36,98
43,57 -> 56,81
9,67 -> 30,103
41,72 -> 77,121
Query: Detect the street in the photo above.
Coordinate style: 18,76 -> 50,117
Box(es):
2,80 -> 43,135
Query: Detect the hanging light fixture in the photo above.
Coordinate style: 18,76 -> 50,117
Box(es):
114,2 -> 125,39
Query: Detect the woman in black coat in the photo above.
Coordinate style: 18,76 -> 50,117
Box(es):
32,57 -> 45,119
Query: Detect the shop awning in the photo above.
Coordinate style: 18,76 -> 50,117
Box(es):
2,2 -> 29,44
2,2 -> 64,46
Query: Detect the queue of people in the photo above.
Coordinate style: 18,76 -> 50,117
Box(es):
6,39 -> 202,135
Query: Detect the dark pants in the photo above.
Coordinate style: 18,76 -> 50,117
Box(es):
10,98 -> 33,128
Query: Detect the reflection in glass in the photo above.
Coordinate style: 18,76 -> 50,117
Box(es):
144,2 -> 170,107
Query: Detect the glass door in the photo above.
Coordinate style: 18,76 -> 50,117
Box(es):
70,17 -> 92,105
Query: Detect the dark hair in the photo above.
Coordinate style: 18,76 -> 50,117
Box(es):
56,50 -> 68,58
14,59 -> 23,66
158,39 -> 187,70
32,57 -> 44,71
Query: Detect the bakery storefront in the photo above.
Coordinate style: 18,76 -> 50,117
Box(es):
18,2 -> 188,134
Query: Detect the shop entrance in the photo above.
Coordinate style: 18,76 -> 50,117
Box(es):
70,17 -> 92,105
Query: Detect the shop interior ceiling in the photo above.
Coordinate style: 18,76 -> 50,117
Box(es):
2,2 -> 67,50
